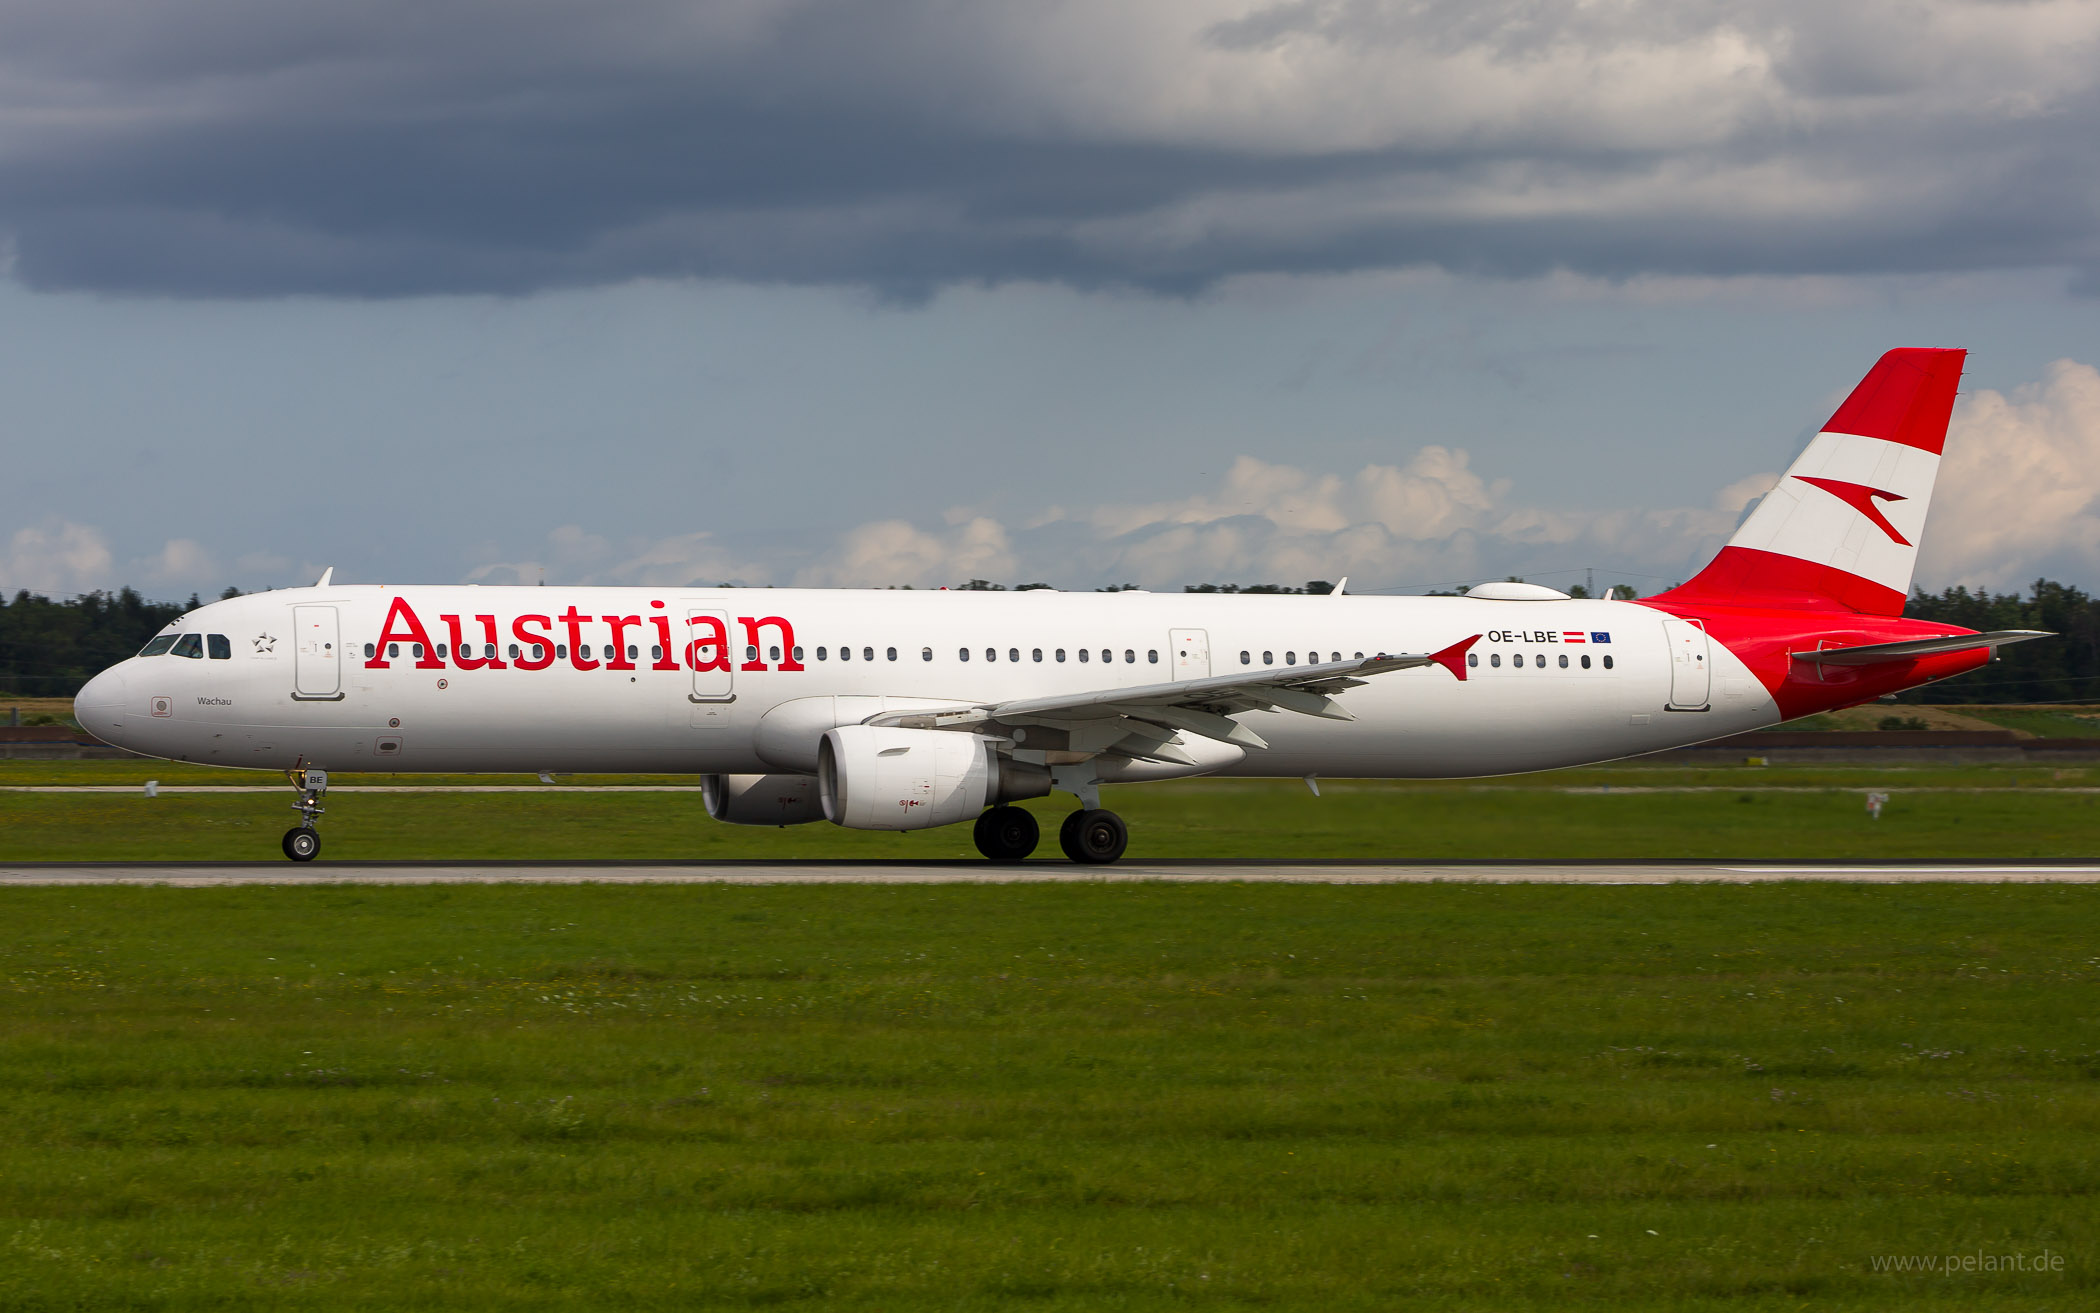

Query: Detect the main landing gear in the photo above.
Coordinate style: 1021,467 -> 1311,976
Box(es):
281,765 -> 328,862
971,804 -> 1129,864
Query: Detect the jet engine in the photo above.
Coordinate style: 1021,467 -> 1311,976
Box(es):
817,725 -> 1049,831
700,773 -> 827,826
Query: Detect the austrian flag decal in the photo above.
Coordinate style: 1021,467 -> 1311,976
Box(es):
1562,631 -> 1586,643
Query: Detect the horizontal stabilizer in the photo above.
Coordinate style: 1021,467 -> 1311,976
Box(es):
1790,630 -> 2051,667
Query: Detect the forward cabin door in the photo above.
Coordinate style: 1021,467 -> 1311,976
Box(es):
1662,618 -> 1710,710
1170,628 -> 1211,679
291,605 -> 342,700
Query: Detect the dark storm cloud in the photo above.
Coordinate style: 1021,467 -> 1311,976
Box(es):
2,0 -> 2097,297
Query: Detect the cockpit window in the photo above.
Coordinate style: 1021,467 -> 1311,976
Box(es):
139,635 -> 178,657
207,634 -> 232,660
170,634 -> 205,659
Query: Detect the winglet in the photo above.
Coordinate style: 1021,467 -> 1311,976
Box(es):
315,567 -> 334,588
1429,634 -> 1481,682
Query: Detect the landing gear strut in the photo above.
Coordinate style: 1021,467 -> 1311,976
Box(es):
973,805 -> 1040,861
1058,808 -> 1128,864
282,765 -> 327,862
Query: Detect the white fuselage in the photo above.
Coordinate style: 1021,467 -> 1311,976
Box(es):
75,585 -> 1782,778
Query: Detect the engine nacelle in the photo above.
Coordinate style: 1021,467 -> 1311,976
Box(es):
700,773 -> 827,826
817,725 -> 1048,831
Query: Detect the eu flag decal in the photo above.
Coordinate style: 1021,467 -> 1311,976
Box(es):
1591,632 -> 1611,644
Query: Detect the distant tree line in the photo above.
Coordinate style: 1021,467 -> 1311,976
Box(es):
5,578 -> 2099,703
0,588 -> 213,695
1895,580 -> 2100,704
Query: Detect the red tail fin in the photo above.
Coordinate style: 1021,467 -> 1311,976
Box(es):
1653,348 -> 1963,616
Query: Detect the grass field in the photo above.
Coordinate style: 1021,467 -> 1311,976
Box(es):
2,882 -> 2095,1309
6,758 -> 2100,862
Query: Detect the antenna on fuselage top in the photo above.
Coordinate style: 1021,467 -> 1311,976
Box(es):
1332,577 -> 1347,596
314,567 -> 333,588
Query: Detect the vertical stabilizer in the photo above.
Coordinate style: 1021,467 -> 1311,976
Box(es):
1653,347 -> 1964,615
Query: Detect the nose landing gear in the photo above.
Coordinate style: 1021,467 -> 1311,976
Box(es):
281,765 -> 327,862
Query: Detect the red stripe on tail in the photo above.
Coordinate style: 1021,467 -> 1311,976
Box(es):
1822,347 -> 1964,453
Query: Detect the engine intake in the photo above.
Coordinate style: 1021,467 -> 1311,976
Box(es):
700,773 -> 826,826
817,725 -> 1048,831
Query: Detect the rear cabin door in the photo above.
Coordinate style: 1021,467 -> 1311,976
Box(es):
1170,628 -> 1211,679
1662,618 -> 1710,710
292,605 -> 342,700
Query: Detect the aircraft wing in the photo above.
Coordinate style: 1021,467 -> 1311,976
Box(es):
869,634 -> 1480,758
1789,630 -> 2051,667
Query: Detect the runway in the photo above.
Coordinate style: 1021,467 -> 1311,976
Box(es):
5,861 -> 2100,885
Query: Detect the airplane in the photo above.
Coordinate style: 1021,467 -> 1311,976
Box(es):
73,347 -> 2047,864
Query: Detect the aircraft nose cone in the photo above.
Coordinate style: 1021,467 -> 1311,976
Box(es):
73,665 -> 131,746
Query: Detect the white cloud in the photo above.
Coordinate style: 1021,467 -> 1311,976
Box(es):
792,516 -> 1016,589
136,536 -> 217,588
0,518 -> 114,596
1921,359 -> 2100,590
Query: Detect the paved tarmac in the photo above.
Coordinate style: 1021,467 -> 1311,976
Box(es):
5,861 -> 2100,885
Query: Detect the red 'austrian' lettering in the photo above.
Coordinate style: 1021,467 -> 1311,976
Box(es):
360,598 -> 805,674
366,597 -> 444,669
740,616 -> 804,671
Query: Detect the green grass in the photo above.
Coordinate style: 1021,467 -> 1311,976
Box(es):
1,883 -> 2095,1309
5,760 -> 2099,862
1956,706 -> 2100,739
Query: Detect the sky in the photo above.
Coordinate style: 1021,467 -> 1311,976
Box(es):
4,0 -> 2100,599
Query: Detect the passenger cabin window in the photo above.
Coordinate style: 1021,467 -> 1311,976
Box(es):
1603,655 -> 1615,670
651,645 -> 662,661
1240,650 -> 1251,665
1580,654 -> 1591,668
1101,649 -> 1111,663
486,644 -> 497,659
1513,654 -> 1524,668
1124,649 -> 1135,663
362,642 -> 376,659
1467,652 -> 1479,667
509,644 -> 521,659
1078,649 -> 1089,663
840,646 -> 851,661
628,644 -> 639,661
388,643 -> 400,658
556,645 -> 567,660
887,647 -> 897,661
207,634 -> 231,659
768,645 -> 781,662
1032,648 -> 1043,662
531,644 -> 545,662
1284,651 -> 1296,665
1009,648 -> 1020,663
817,646 -> 828,660
986,648 -> 997,662
140,635 -> 178,657
1262,651 -> 1273,664
171,634 -> 204,659
863,647 -> 875,662
1055,649 -> 1066,662
413,643 -> 425,659
743,646 -> 756,662
1559,654 -> 1569,668
1490,653 -> 1501,668
922,647 -> 933,662
959,647 -> 970,662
